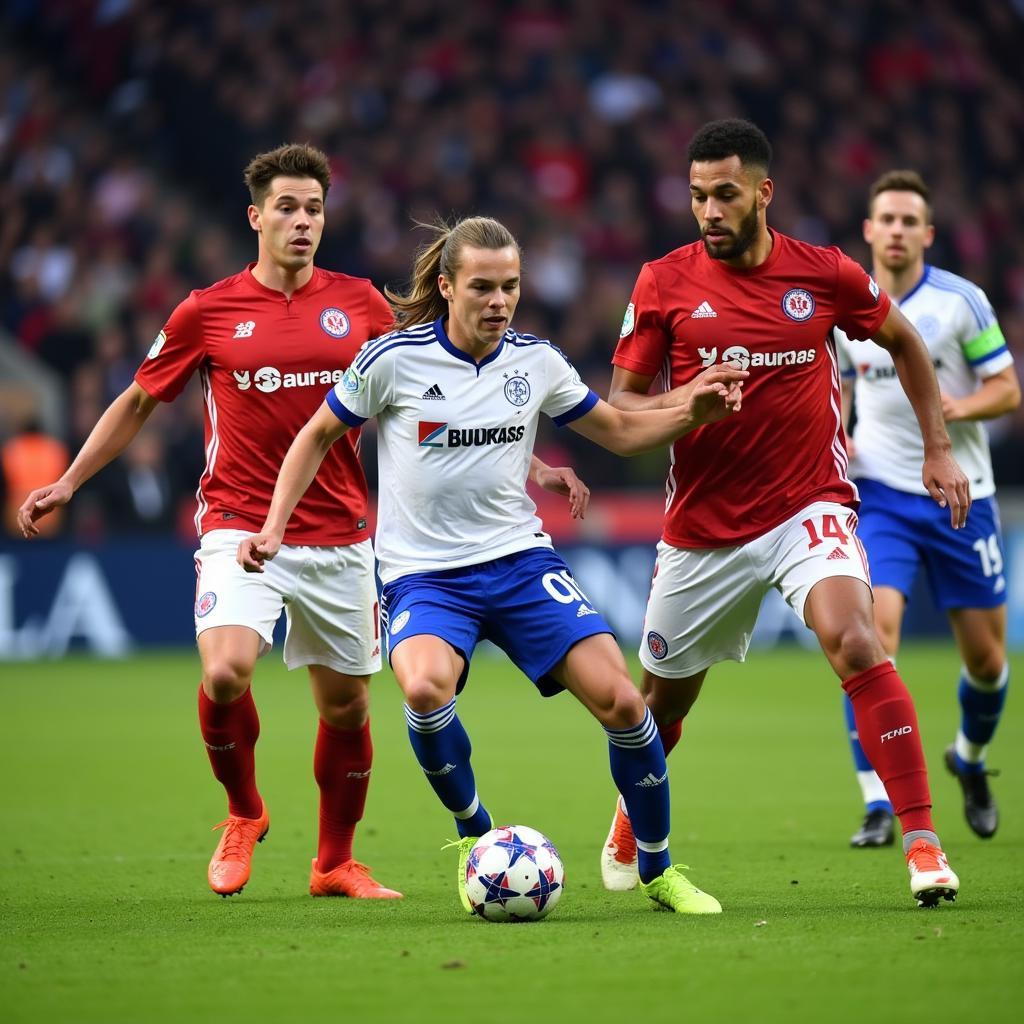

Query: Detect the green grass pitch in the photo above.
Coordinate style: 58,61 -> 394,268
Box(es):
2,645 -> 1022,1023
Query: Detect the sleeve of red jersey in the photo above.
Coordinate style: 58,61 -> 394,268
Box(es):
367,284 -> 396,339
611,263 -> 670,376
134,293 -> 206,401
833,251 -> 891,341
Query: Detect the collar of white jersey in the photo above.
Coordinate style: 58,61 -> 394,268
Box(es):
433,316 -> 506,374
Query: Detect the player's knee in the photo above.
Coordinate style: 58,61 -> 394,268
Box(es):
402,675 -> 451,715
201,661 -> 252,703
319,686 -> 370,729
596,681 -> 646,731
962,650 -> 1005,684
833,624 -> 885,676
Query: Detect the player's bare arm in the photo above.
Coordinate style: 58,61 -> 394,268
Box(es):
529,456 -> 591,520
16,381 -> 159,538
940,365 -> 1021,423
872,304 -> 971,528
571,364 -> 747,455
237,401 -> 350,572
608,363 -> 745,415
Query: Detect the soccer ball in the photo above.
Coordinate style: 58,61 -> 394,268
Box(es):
465,825 -> 564,922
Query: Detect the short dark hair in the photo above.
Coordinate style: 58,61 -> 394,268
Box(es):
243,143 -> 331,208
687,119 -> 772,174
868,169 -> 932,221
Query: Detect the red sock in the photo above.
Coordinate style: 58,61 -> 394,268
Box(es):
197,685 -> 262,819
314,719 -> 373,872
842,662 -> 934,834
657,719 -> 682,757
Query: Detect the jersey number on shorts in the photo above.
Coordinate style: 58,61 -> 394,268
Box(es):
973,535 -> 1003,578
542,569 -> 592,605
801,514 -> 849,550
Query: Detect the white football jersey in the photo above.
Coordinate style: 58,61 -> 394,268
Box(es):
326,318 -> 597,582
836,265 -> 1013,497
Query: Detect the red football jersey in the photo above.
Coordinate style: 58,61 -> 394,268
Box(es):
135,265 -> 394,545
613,231 -> 891,548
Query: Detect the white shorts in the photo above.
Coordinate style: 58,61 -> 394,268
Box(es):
193,530 -> 382,675
639,502 -> 871,677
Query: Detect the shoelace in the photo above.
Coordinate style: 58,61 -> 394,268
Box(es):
907,844 -> 947,872
212,817 -> 262,859
441,837 -> 475,852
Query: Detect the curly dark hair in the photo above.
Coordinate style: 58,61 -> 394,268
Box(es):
687,119 -> 772,173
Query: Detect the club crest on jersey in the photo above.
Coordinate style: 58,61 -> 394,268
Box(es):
781,289 -> 815,322
390,610 -> 411,635
148,330 -> 167,359
647,631 -> 668,660
504,375 -> 530,406
320,307 -> 351,338
619,302 -> 635,337
196,591 -> 217,618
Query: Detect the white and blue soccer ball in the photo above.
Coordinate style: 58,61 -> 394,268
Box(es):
465,825 -> 565,922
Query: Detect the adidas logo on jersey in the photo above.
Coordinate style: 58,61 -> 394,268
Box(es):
635,770 -> 668,788
422,384 -> 446,400
827,547 -> 849,560
691,301 -> 718,318
577,604 -> 597,617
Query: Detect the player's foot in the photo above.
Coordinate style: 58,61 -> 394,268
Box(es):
640,865 -> 722,914
906,838 -> 959,908
601,798 -> 639,890
309,858 -> 403,899
849,807 -> 895,848
208,804 -> 270,897
944,745 -> 999,838
442,835 -> 479,914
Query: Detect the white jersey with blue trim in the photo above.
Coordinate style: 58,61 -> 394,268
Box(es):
836,264 -> 1013,498
326,316 -> 598,583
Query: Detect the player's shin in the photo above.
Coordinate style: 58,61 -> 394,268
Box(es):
606,708 -> 671,882
314,719 -> 372,871
405,698 -> 491,837
842,663 -> 936,845
198,684 -> 263,819
955,663 -> 1009,770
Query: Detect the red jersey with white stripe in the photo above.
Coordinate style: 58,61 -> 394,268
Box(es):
135,265 -> 394,545
613,230 -> 891,548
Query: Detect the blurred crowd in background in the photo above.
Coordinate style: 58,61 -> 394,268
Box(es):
2,0 -> 1022,541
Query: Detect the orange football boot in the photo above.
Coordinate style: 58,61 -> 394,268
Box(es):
309,858 -> 403,899
207,804 -> 270,897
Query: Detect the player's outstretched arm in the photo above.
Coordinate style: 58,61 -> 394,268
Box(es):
529,456 -> 590,519
570,364 -> 747,456
16,381 -> 159,539
237,401 -> 350,572
872,304 -> 971,528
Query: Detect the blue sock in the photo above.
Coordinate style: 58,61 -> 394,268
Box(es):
843,694 -> 892,813
956,664 -> 1009,774
606,708 -> 671,883
405,699 -> 490,837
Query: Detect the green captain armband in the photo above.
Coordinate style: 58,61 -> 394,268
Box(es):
962,324 -> 1007,366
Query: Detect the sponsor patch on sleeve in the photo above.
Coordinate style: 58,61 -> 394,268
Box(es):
619,302 -> 636,338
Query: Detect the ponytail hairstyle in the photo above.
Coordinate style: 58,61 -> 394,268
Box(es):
386,216 -> 520,327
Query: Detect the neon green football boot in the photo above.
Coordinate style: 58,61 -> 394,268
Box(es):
641,864 -> 723,914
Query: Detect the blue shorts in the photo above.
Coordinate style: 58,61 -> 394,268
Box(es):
380,547 -> 614,697
856,478 -> 1007,610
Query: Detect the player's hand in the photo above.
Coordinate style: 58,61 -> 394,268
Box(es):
679,362 -> 749,426
237,531 -> 283,573
16,480 -> 73,538
922,450 -> 971,529
940,392 -> 967,422
534,464 -> 591,520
